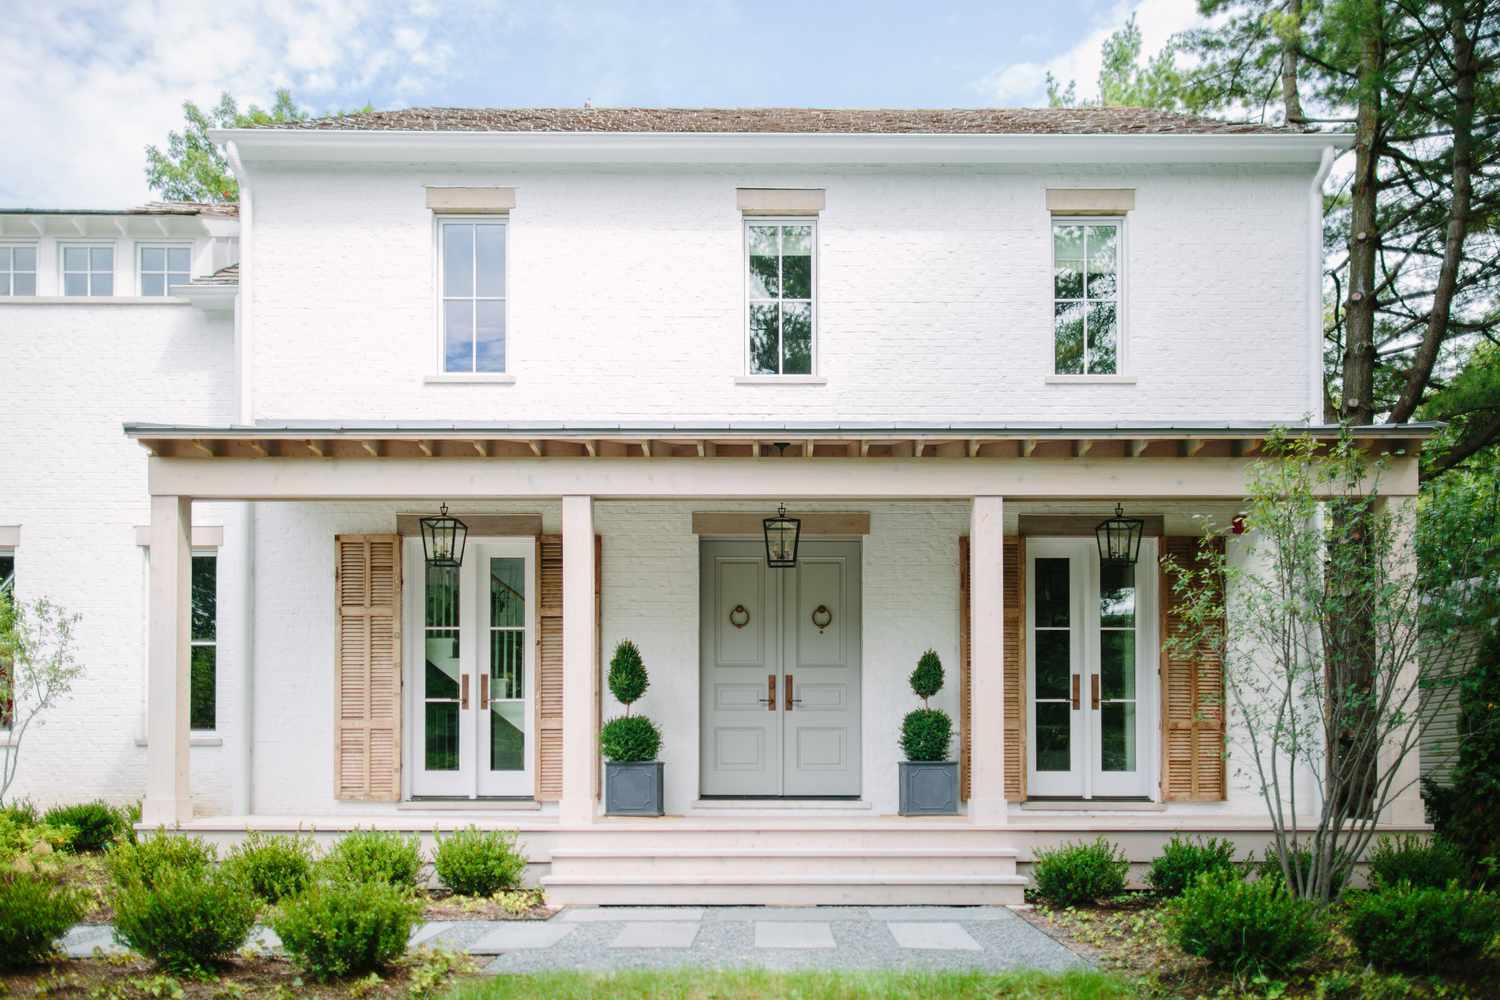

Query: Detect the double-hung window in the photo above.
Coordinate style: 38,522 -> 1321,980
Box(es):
138,245 -> 192,296
438,218 -> 507,373
0,245 -> 37,296
1052,219 -> 1121,375
189,554 -> 217,731
746,220 -> 815,375
61,245 -> 114,296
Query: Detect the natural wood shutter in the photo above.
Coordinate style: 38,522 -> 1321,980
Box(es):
534,533 -> 602,802
334,534 -> 402,801
1160,535 -> 1227,801
958,536 -> 1026,802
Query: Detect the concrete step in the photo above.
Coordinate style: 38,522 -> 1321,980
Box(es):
540,873 -> 1028,906
543,824 -> 1015,851
547,846 -> 1020,878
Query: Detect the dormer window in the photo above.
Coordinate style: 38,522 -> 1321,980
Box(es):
61,245 -> 113,296
139,245 -> 192,296
0,245 -> 36,296
438,218 -> 507,374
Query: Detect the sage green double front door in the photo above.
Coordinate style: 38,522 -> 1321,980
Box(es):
699,540 -> 862,798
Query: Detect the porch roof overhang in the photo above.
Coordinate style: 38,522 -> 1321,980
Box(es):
125,421 -> 1434,502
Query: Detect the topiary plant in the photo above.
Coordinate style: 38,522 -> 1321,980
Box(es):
601,640 -> 660,763
900,649 -> 952,762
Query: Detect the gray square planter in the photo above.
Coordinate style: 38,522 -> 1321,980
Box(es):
899,760 -> 960,816
605,761 -> 665,816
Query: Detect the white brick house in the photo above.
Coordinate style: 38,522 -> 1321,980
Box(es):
0,107 -> 1432,904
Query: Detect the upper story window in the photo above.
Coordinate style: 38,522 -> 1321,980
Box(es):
439,218 -> 507,374
138,245 -> 191,296
1053,219 -> 1121,375
0,245 -> 37,296
746,220 -> 815,376
61,245 -> 113,297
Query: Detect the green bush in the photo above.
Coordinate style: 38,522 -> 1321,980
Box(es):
319,830 -> 423,888
1344,883 -> 1500,971
600,715 -> 661,763
111,868 -> 257,974
1170,868 -> 1329,976
0,873 -> 87,967
607,639 -> 649,705
1366,834 -> 1467,890
1031,838 -> 1130,907
41,800 -> 127,852
222,831 -> 316,904
0,800 -> 41,826
0,815 -> 73,874
1423,623 -> 1500,885
271,880 -> 422,980
899,708 -> 952,762
105,832 -> 216,891
1147,836 -> 1237,899
433,826 -> 526,896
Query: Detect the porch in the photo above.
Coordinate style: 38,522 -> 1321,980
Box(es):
125,421 -> 1429,905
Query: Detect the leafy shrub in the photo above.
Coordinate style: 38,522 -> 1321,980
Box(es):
319,830 -> 423,888
607,639 -> 649,705
271,880 -> 421,979
1344,883 -> 1500,971
42,800 -> 127,852
433,826 -> 526,897
600,715 -> 661,763
1423,624 -> 1500,885
1366,834 -> 1467,890
899,708 -> 952,762
1147,836 -> 1237,899
222,831 -> 316,904
1031,838 -> 1130,907
105,832 -> 215,890
1170,868 -> 1329,976
0,800 -> 41,826
111,868 -> 257,974
0,873 -> 87,967
0,815 -> 73,874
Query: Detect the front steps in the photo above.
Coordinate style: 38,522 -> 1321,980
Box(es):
541,838 -> 1027,905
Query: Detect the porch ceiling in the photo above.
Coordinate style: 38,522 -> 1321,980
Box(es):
125,420 -> 1437,463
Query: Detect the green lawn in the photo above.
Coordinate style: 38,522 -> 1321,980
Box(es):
444,968 -> 1139,1000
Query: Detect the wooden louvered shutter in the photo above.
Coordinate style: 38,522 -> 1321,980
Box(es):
334,534 -> 402,801
534,533 -> 603,802
1160,535 -> 1227,801
958,536 -> 1026,802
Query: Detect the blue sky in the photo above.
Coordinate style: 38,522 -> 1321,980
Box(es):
2,0 -> 1202,208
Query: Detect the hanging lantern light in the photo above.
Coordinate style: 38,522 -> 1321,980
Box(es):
420,502 -> 468,568
1095,503 -> 1144,567
763,503 -> 801,568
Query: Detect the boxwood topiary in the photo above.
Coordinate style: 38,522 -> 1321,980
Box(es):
900,649 -> 953,762
271,879 -> 422,980
433,826 -> 527,896
1147,835 -> 1238,898
318,830 -> 423,888
1344,883 -> 1500,971
601,715 -> 662,763
1170,868 -> 1328,977
608,639 -> 649,706
1031,837 -> 1130,907
221,831 -> 316,904
111,868 -> 257,974
0,872 -> 87,967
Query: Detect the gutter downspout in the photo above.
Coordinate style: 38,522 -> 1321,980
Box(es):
1309,145 -> 1337,420
223,141 -> 256,816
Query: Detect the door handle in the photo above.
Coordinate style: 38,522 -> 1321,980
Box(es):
461,674 -> 470,710
480,673 -> 490,710
1070,674 -> 1080,710
785,673 -> 802,711
758,673 -> 777,711
1091,674 -> 1101,711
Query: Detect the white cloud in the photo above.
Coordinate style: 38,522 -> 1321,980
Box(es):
0,0 -> 456,208
974,0 -> 1203,106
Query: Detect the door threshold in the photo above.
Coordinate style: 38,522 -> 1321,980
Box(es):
1019,799 -> 1165,812
692,798 -> 872,811
399,798 -> 542,811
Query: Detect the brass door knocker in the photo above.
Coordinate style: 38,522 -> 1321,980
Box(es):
729,604 -> 750,629
811,604 -> 832,632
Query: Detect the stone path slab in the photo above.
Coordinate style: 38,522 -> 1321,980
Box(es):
469,922 -> 576,954
887,921 -> 982,951
61,925 -> 128,959
610,922 -> 701,949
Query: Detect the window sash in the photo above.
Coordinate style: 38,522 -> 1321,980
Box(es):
0,246 -> 37,296
438,219 -> 507,374
745,220 -> 816,376
138,245 -> 192,296
1052,219 -> 1122,375
61,245 -> 114,297
190,554 -> 217,731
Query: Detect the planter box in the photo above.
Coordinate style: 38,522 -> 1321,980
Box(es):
899,760 -> 960,816
605,761 -> 665,816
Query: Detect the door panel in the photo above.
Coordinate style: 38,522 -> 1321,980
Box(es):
700,544 -> 780,796
781,542 -> 861,796
1028,547 -> 1085,797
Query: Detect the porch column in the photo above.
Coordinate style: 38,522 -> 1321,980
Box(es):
143,495 -> 192,826
560,495 -> 598,825
968,496 -> 1008,824
1380,494 -> 1426,827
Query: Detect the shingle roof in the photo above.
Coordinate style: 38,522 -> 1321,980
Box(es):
187,263 -> 239,286
260,106 -> 1296,136
0,202 -> 238,218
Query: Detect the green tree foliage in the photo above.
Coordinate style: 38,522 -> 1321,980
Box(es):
144,90 -> 308,203
900,649 -> 952,762
607,639 -> 649,711
908,649 -> 944,703
1046,15 -> 1191,110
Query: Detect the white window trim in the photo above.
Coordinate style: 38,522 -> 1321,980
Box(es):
433,215 -> 509,376
135,241 -> 194,297
58,240 -> 117,298
743,216 -> 819,378
1051,216 -> 1126,377
0,241 -> 39,297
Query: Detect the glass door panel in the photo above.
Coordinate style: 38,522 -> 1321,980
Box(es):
416,562 -> 472,795
478,550 -> 532,796
1091,553 -> 1151,796
1029,547 -> 1085,796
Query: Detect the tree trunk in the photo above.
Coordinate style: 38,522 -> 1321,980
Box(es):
1341,6 -> 1384,425
1281,0 -> 1307,125
1388,3 -> 1478,425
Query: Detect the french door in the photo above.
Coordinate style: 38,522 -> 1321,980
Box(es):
1027,538 -> 1156,799
405,538 -> 534,798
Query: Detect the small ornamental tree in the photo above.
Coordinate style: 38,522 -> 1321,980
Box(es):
600,640 -> 661,763
900,649 -> 953,762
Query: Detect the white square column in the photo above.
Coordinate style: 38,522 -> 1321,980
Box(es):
968,496 -> 1008,824
560,495 -> 598,825
1380,494 -> 1426,827
143,495 -> 192,826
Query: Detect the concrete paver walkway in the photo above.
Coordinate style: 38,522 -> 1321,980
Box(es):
63,905 -> 1086,974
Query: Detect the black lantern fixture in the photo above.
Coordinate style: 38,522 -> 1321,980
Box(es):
1096,503 -> 1145,567
420,503 -> 468,568
763,503 -> 801,568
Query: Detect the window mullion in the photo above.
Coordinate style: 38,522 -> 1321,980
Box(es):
776,225 -> 785,374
